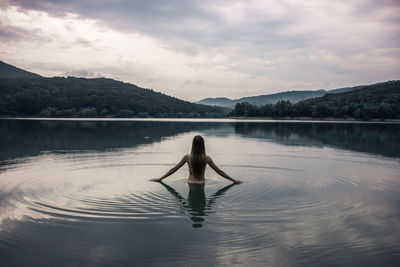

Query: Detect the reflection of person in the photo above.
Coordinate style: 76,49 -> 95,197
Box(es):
159,181 -> 236,228
151,135 -> 243,184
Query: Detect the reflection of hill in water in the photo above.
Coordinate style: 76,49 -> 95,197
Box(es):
1,119 -> 399,161
0,120 -> 224,161
232,122 -> 400,158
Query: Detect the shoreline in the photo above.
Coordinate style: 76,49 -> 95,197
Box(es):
228,116 -> 400,123
1,116 -> 399,124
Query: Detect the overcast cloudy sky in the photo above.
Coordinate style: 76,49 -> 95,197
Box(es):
1,0 -> 399,101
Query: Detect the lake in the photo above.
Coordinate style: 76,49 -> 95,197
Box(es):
0,118 -> 399,266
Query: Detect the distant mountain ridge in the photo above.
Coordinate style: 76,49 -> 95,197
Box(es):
196,86 -> 361,108
0,60 -> 42,78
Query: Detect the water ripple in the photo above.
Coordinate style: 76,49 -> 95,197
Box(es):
0,140 -> 399,266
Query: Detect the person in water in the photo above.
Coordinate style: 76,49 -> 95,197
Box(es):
151,135 -> 243,184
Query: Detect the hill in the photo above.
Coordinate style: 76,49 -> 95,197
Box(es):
228,80 -> 400,120
0,77 -> 225,118
0,60 -> 42,78
196,87 -> 358,108
237,90 -> 327,106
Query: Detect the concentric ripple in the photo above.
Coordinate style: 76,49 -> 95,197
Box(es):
0,123 -> 400,266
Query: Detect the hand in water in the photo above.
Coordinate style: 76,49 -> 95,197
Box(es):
151,178 -> 243,183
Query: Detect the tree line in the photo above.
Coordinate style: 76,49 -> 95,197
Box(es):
229,81 -> 400,120
0,77 -> 225,118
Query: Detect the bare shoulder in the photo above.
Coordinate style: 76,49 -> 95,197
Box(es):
206,155 -> 213,163
183,154 -> 190,161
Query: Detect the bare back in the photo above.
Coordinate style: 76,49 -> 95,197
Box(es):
187,154 -> 206,184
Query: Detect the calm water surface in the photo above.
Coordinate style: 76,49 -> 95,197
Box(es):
0,119 -> 399,266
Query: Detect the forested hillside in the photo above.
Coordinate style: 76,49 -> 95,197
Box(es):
0,61 -> 41,78
0,77 -> 225,118
229,81 -> 400,120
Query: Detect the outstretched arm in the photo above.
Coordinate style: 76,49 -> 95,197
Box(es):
207,156 -> 243,183
151,154 -> 189,182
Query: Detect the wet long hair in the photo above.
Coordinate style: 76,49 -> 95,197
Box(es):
190,135 -> 206,174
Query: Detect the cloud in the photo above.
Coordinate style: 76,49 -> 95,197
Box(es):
0,23 -> 26,40
2,0 -> 400,100
63,69 -> 104,78
9,0 -> 313,54
74,38 -> 93,47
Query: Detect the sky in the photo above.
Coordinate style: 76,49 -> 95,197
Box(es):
0,0 -> 399,101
